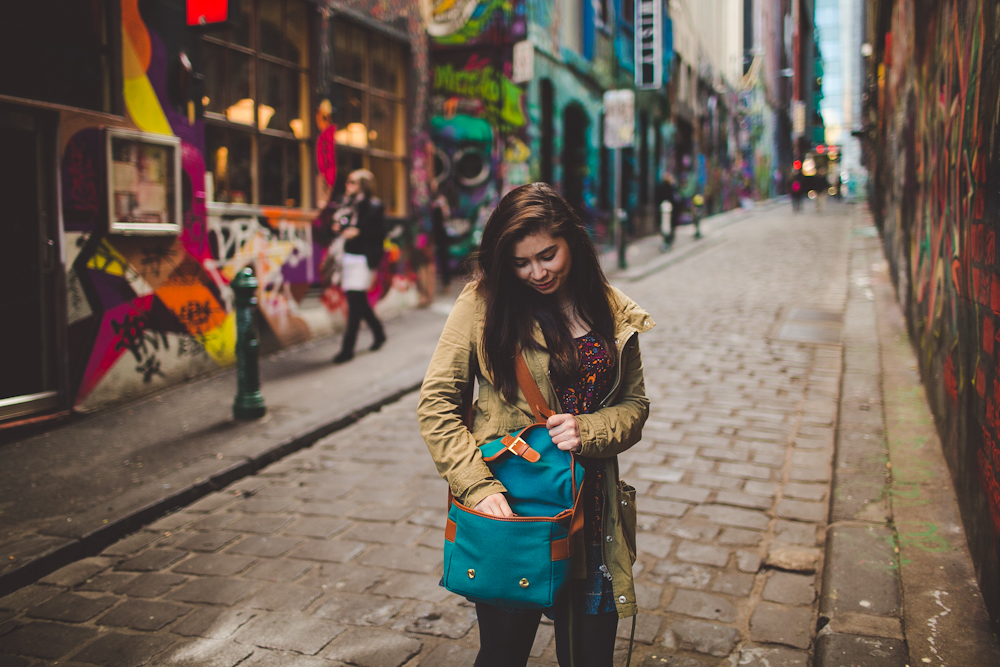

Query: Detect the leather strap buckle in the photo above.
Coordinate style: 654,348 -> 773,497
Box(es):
497,432 -> 541,463
506,436 -> 528,455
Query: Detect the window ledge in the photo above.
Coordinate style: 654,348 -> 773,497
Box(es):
206,201 -> 319,220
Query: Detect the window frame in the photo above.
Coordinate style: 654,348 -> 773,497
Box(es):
201,0 -> 314,209
329,17 -> 410,218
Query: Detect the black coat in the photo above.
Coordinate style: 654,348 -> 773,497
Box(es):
343,197 -> 386,269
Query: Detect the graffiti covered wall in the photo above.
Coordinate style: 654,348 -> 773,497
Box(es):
871,0 -> 1000,630
423,0 -> 529,260
63,0 -> 418,412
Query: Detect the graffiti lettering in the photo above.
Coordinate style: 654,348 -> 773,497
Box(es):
206,214 -> 315,345
176,333 -> 209,359
111,311 -> 169,383
432,63 -> 526,127
208,216 -> 313,277
178,300 -> 214,329
140,244 -> 175,279
135,356 -> 164,382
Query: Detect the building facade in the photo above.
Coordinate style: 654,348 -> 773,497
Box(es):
1,0 -> 800,424
421,0 -> 675,254
0,0 -> 428,420
815,0 -> 866,198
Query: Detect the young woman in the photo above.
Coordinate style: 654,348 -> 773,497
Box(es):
418,183 -> 654,667
332,169 -> 387,364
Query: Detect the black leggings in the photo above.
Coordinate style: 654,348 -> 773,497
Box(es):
473,599 -> 619,667
340,290 -> 384,354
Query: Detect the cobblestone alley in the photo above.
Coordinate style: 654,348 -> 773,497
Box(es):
0,201 -> 854,667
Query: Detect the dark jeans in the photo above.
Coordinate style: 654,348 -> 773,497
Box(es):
341,290 -> 384,354
473,598 -> 619,667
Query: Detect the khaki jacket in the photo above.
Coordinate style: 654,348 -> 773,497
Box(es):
417,282 -> 654,618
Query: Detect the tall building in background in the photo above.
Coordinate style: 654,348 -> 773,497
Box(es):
740,0 -> 796,198
815,0 -> 866,198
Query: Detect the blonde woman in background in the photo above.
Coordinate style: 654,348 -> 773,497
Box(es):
332,169 -> 387,363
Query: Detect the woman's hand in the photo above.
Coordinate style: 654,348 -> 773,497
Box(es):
547,413 -> 582,452
474,493 -> 514,517
342,226 -> 360,239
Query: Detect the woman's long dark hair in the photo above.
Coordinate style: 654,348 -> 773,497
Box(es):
476,183 -> 617,403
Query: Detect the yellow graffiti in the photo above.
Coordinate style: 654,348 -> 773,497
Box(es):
200,311 -> 237,366
505,137 -> 531,164
121,0 -> 172,135
121,0 -> 151,71
87,239 -> 130,276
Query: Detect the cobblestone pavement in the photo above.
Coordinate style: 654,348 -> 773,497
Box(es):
0,201 -> 853,667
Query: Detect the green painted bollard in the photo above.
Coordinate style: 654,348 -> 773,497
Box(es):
232,267 -> 266,420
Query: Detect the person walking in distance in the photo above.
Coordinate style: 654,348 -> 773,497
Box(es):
332,169 -> 386,364
656,172 -> 678,249
418,183 -> 653,666
430,179 -> 452,292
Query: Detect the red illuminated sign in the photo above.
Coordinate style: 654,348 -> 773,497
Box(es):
816,145 -> 826,154
187,0 -> 229,26
793,160 -> 802,170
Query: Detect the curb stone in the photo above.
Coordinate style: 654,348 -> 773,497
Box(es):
815,211 -> 905,665
0,381 -> 420,600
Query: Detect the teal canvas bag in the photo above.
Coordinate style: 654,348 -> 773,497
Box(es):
442,352 -> 585,608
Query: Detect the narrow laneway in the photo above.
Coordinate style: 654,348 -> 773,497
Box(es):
1,201 -> 854,666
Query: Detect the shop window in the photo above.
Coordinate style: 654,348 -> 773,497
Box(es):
331,21 -> 409,216
202,0 -> 312,207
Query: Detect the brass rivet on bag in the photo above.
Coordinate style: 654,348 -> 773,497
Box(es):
468,569 -> 475,579
606,535 -> 613,542
519,578 -> 529,588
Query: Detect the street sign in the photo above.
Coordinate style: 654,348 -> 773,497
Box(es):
792,100 -> 806,138
187,0 -> 238,27
512,41 -> 534,84
603,90 -> 635,148
635,0 -> 663,89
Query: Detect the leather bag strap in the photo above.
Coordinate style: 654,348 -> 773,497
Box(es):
461,350 -> 477,429
515,351 -> 555,423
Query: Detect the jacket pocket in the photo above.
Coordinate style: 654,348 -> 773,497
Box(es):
617,479 -> 638,565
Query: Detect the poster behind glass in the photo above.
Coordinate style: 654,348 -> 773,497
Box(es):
106,129 -> 182,234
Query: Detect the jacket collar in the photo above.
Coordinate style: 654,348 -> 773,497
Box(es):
526,285 -> 655,348
609,285 -> 655,342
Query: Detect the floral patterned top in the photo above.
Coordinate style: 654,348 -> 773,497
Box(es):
554,332 -> 617,615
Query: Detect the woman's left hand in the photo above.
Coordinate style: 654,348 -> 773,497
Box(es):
342,227 -> 360,239
547,413 -> 582,452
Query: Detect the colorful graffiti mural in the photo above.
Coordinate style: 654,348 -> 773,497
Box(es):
425,0 -> 528,262
61,0 -> 421,412
872,0 -> 1000,631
